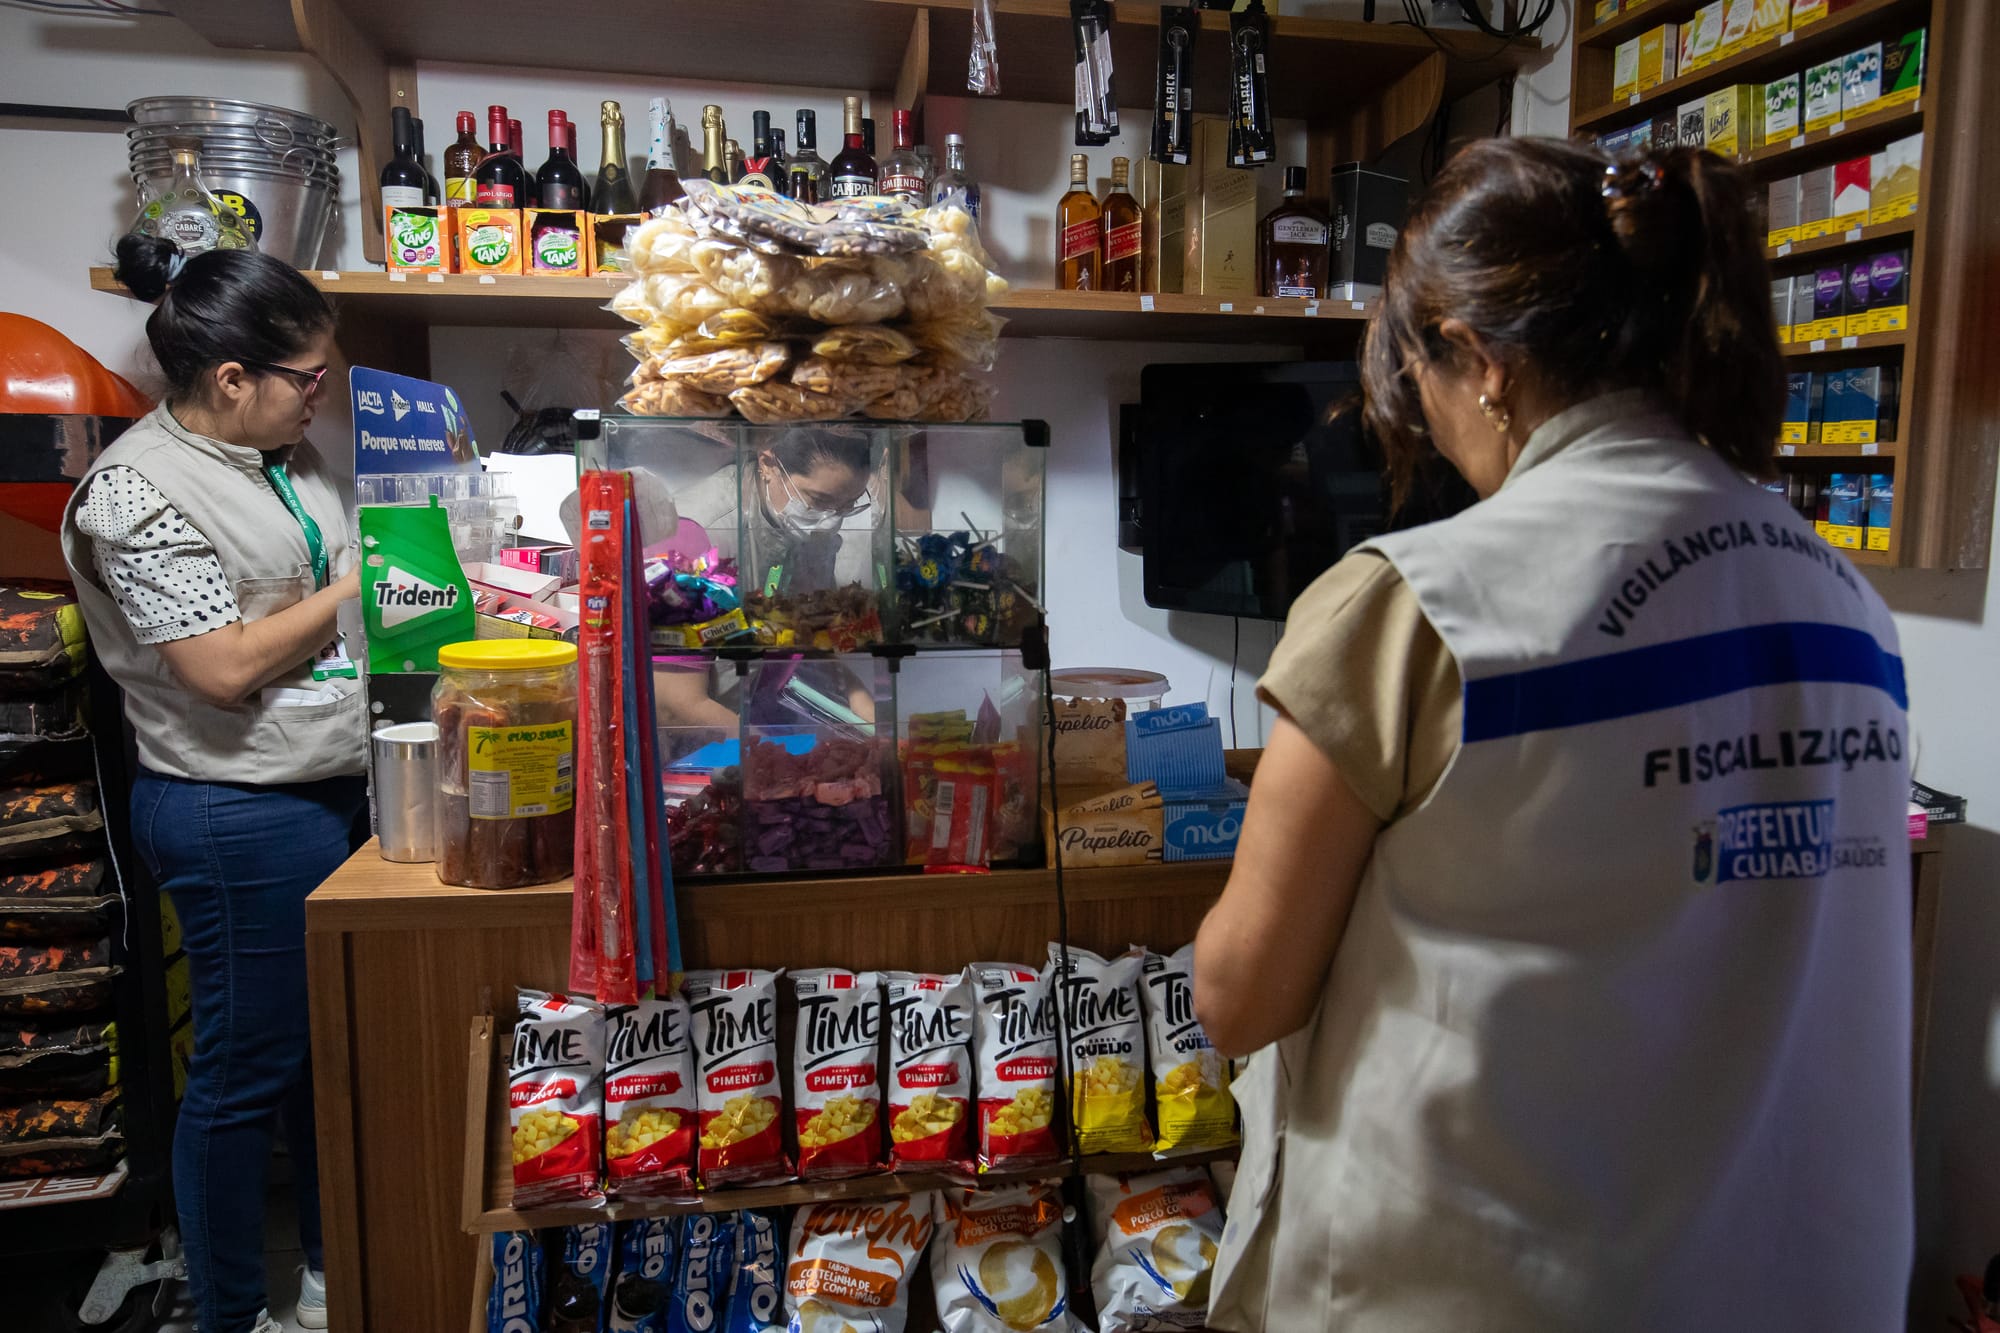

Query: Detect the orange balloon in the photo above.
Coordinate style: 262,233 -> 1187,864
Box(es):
0,313 -> 153,531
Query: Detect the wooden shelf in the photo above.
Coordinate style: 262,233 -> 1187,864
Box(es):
1846,546 -> 1893,566
1740,100 -> 1924,172
1774,440 -> 1903,460
1573,0 -> 1926,132
1768,214 -> 1917,263
1783,328 -> 1909,359
88,266 -> 1369,343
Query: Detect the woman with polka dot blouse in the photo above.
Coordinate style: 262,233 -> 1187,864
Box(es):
60,239 -> 364,1333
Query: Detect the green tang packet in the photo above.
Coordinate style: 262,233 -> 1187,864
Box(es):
359,497 -> 474,674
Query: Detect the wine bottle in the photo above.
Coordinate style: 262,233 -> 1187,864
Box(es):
537,110 -> 585,209
639,96 -> 685,211
563,120 -> 592,211
593,100 -> 639,215
413,117 -> 442,205
380,106 -> 428,209
473,105 -> 526,206
741,110 -> 780,190
444,110 -> 484,206
829,96 -> 877,199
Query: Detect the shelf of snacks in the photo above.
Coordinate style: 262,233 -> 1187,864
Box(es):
1767,213 -> 1914,260
1572,0 -> 1924,132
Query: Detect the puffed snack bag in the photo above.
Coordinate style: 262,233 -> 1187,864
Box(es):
510,988 -> 606,1209
930,1184 -> 1084,1332
685,969 -> 792,1185
785,1194 -> 937,1333
1140,945 -> 1236,1157
604,993 -> 699,1199
884,970 -> 976,1175
792,968 -> 885,1180
1087,1168 -> 1225,1332
1049,944 -> 1152,1155
969,963 -> 1062,1171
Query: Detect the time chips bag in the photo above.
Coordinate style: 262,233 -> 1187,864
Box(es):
884,970 -> 976,1175
1139,945 -> 1236,1156
792,969 -> 885,1180
509,989 -> 606,1209
785,1194 -> 937,1333
1049,944 -> 1152,1156
686,969 -> 791,1185
969,963 -> 1061,1171
1087,1168 -> 1225,1331
930,1184 -> 1084,1332
605,993 -> 698,1198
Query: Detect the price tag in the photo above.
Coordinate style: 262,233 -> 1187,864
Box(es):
1304,304 -> 1320,317
1351,300 -> 1367,311
1862,443 -> 1879,456
1219,302 -> 1234,312
1846,227 -> 1863,242
1629,93 -> 1641,106
1790,135 -> 1806,148
427,272 -> 446,283
319,271 -> 340,281
1810,338 -> 1828,351
1777,241 -> 1793,256
478,275 -> 497,285
1253,305 -> 1267,315
388,272 -> 408,283
1780,31 -> 1795,45
1779,444 -> 1796,456
1140,294 -> 1155,311
1831,120 -> 1846,134
1841,335 -> 1859,348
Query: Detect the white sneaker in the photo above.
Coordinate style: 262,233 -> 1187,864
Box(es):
295,1265 -> 329,1330
252,1311 -> 284,1333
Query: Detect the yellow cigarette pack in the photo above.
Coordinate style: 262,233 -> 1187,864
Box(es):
1613,38 -> 1641,102
1704,86 -> 1762,160
1716,0 -> 1756,58
1681,3 -> 1724,70
1789,0 -> 1829,28
1868,133 -> 1921,226
1637,26 -> 1678,92
1185,118 -> 1257,299
1747,0 -> 1790,45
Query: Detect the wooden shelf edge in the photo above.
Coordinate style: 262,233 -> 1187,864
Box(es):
1783,328 -> 1909,358
1768,214 -> 1917,263
1573,0 -> 1919,131
1774,442 -> 1903,461
1741,100 -> 1924,169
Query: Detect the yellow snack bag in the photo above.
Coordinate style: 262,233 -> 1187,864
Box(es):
1050,944 -> 1153,1156
1141,944 -> 1237,1156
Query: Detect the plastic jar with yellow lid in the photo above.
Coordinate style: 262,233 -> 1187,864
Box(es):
432,639 -> 578,889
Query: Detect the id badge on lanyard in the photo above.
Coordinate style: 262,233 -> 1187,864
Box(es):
264,461 -> 358,681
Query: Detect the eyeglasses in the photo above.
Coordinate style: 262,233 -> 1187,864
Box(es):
238,357 -> 329,397
776,463 -> 872,520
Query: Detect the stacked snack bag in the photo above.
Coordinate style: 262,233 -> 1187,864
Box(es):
611,182 -> 1008,424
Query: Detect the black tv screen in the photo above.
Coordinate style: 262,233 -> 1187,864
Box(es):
1137,360 -> 1473,621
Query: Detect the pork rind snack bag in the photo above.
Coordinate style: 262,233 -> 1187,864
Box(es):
930,1184 -> 1084,1332
1087,1168 -> 1225,1331
969,963 -> 1060,1171
884,971 -> 976,1175
1049,945 -> 1152,1156
509,989 -> 606,1209
785,1194 -> 937,1333
792,969 -> 885,1180
604,994 -> 699,1198
1139,945 -> 1237,1157
685,969 -> 791,1185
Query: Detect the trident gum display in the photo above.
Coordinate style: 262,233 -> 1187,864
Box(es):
509,989 -> 607,1209
791,969 -> 886,1180
685,969 -> 791,1185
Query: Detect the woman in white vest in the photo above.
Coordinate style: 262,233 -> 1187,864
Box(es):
1195,139 -> 1911,1330
60,239 -> 365,1333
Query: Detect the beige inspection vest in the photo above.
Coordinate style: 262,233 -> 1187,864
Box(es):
1211,394 -> 1913,1331
60,404 -> 366,785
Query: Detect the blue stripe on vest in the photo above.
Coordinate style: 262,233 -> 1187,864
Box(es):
1462,621 -> 1908,743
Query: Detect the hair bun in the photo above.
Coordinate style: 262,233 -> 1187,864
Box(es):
113,233 -> 186,304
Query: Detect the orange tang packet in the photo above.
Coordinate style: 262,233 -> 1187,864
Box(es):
785,1194 -> 938,1333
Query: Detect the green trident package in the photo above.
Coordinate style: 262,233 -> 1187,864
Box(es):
359,498 -> 475,673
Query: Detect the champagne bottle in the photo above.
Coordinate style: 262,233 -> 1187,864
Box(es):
638,97 -> 685,212
593,100 -> 639,215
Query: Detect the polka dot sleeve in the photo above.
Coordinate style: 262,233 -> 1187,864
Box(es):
73,466 -> 242,646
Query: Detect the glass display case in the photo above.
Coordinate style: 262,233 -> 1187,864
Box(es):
894,651 -> 1043,869
579,416 -> 1047,649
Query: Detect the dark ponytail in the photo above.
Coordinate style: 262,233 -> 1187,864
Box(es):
112,236 -> 334,404
1363,136 -> 1783,502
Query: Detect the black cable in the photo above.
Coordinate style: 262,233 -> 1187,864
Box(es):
1030,617 -> 1084,1185
1229,616 -> 1240,751
1442,0 -> 1556,39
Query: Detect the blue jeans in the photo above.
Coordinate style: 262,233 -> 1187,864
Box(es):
133,769 -> 368,1333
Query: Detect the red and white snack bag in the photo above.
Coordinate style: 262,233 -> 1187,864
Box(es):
969,962 -> 1062,1172
792,968 -> 886,1180
509,988 -> 607,1210
884,971 -> 976,1176
684,968 -> 792,1185
785,1194 -> 938,1333
602,992 -> 698,1199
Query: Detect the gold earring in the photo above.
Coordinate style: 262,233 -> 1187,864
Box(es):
1478,393 -> 1512,434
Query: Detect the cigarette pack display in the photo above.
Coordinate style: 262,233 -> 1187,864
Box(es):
1772,278 -> 1794,344
384,205 -> 452,272
1814,478 -> 1831,540
1880,29 -> 1926,109
1764,76 -> 1801,146
1185,118 -> 1256,298
1595,0 -> 1621,20
1808,369 -> 1828,443
1823,473 -> 1865,549
1681,4 -> 1723,70
1637,25 -> 1678,91
1677,98 -> 1709,149
1803,59 -> 1843,132
1803,266 -> 1845,341
1869,133 -> 1921,225
1831,156 -> 1871,230
1140,159 -> 1187,294
1329,162 -> 1408,296
1613,38 -> 1641,102
1821,365 -> 1884,445
1767,176 -> 1801,248
1866,474 -> 1893,551
1842,43 -> 1883,118
1843,259 -> 1873,337
1704,85 -> 1762,159
1748,0 -> 1789,45
1796,165 -> 1834,239
1879,363 -> 1902,442
1718,0 -> 1755,58
455,207 -> 523,275
1652,113 -> 1679,147
1782,370 -> 1813,444
1790,0 -> 1830,26
1866,247 -> 1910,333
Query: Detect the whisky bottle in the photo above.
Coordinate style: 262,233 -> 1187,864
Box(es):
1102,156 -> 1141,292
1258,166 -> 1330,299
1057,153 -> 1102,291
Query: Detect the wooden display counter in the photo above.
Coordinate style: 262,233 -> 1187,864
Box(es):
303,849 -> 1230,1333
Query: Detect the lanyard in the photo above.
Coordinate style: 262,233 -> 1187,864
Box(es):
263,461 -> 328,590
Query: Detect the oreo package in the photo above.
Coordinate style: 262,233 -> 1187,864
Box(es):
668,1211 -> 737,1333
548,1223 -> 615,1333
485,1230 -> 545,1333
726,1208 -> 787,1333
610,1217 -> 679,1332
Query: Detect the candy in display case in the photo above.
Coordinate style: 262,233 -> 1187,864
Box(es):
653,655 -> 743,877
895,650 -> 1042,869
577,414 -> 1047,648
